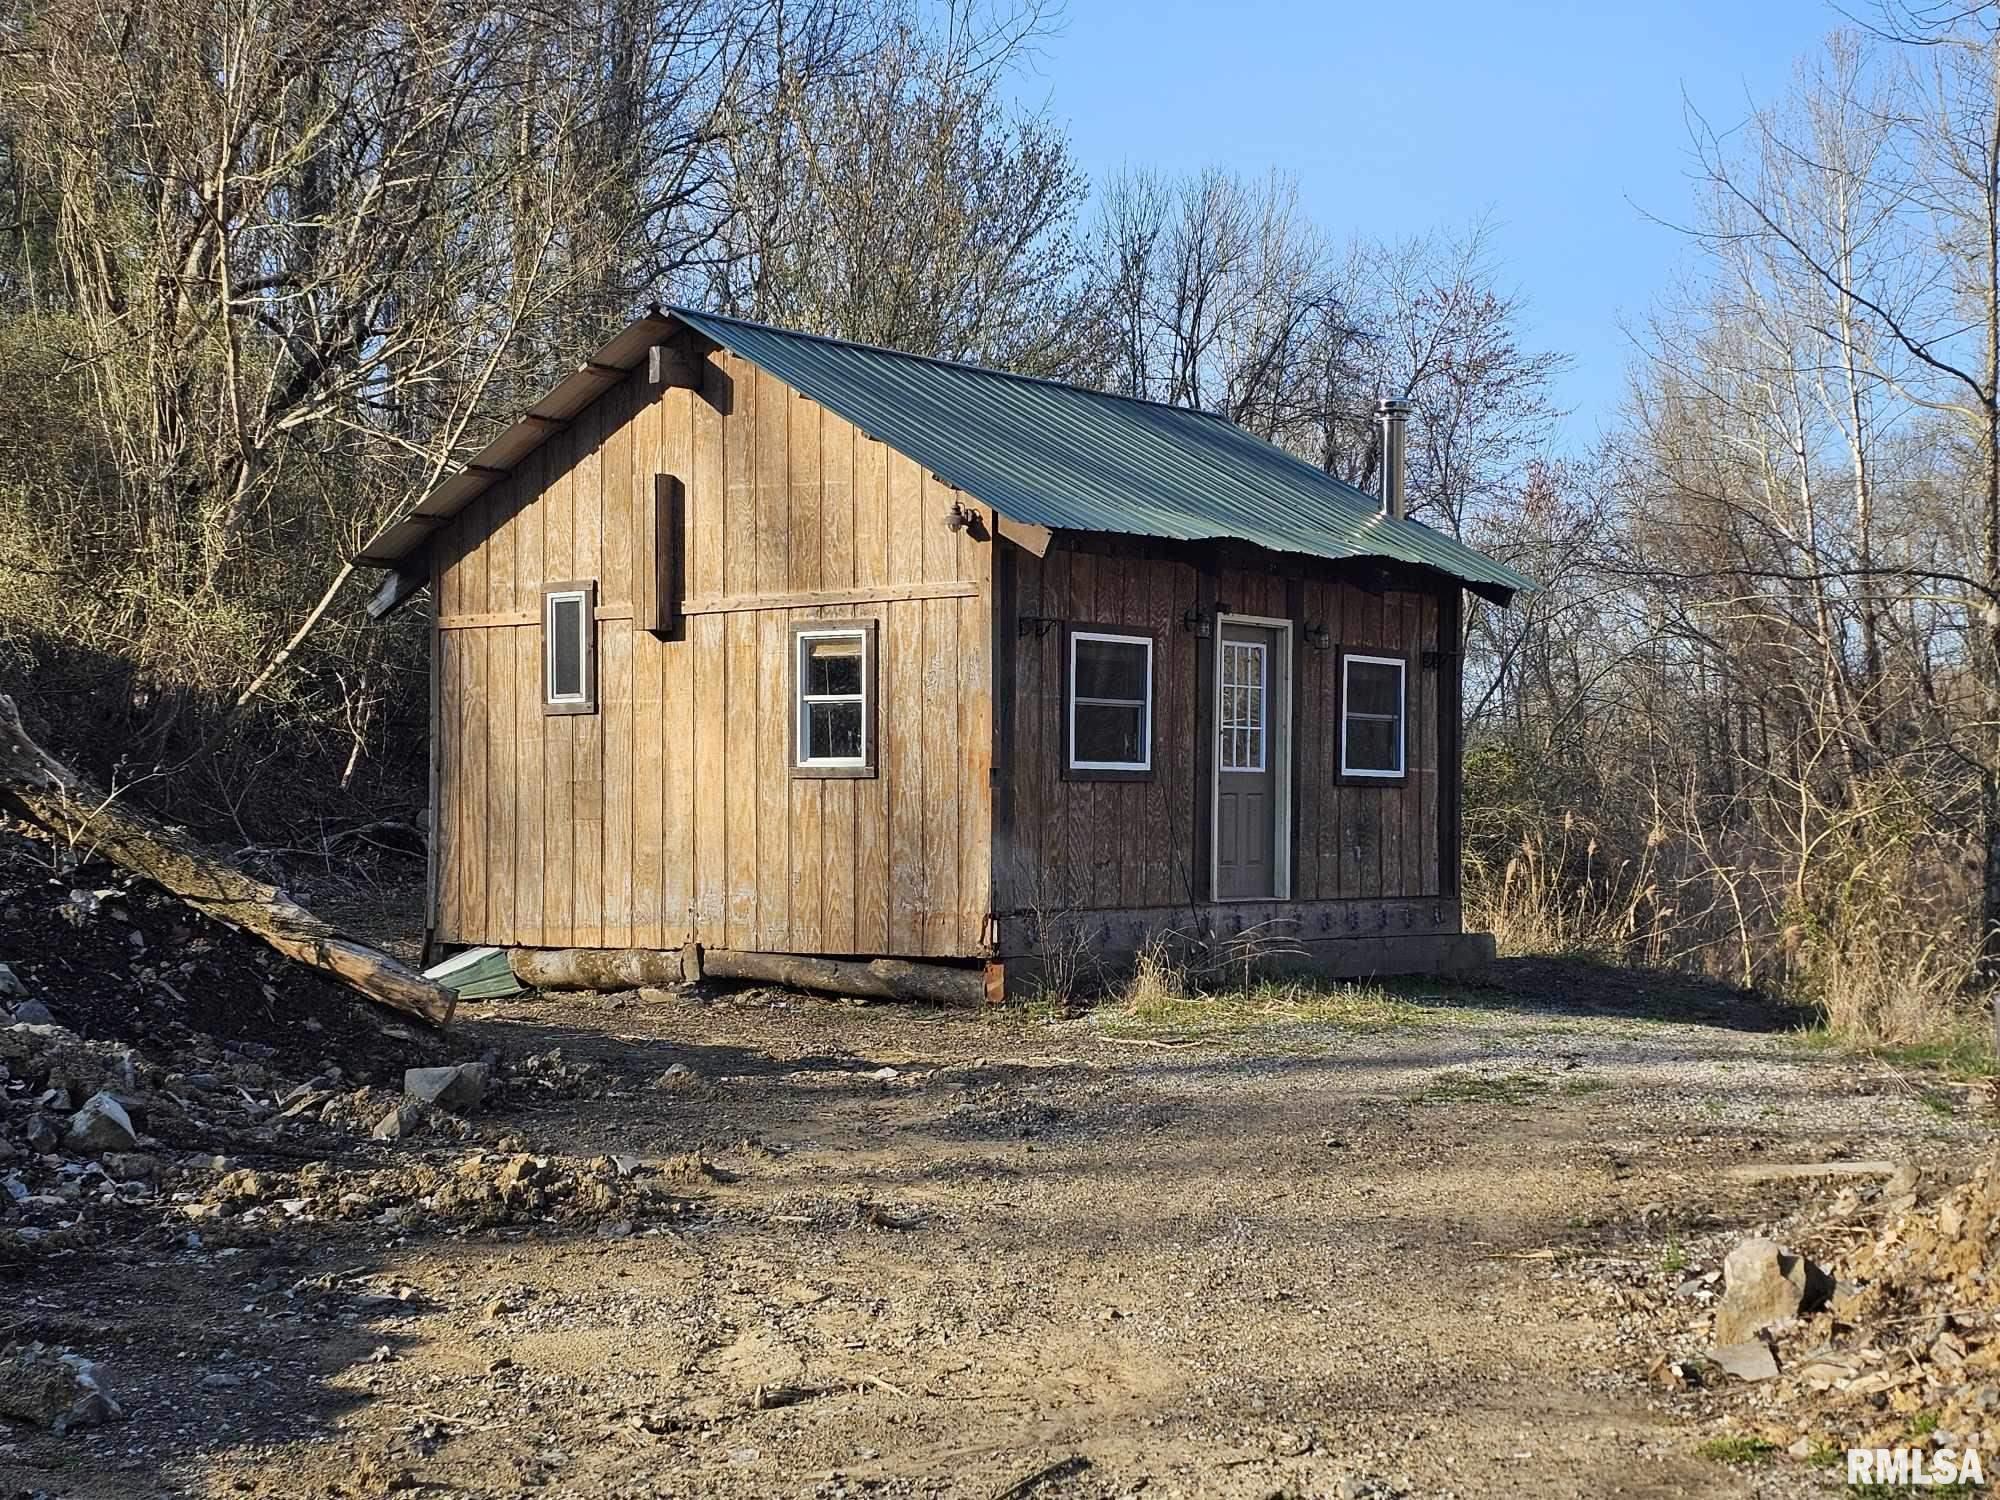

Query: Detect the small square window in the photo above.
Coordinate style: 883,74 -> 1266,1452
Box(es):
792,621 -> 877,777
543,582 -> 597,714
1340,654 -> 1405,778
1067,629 -> 1153,776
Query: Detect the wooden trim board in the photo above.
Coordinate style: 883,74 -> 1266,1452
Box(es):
439,605 -> 635,630
680,580 -> 976,615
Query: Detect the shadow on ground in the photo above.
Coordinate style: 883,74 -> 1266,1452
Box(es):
1415,955 -> 1810,1034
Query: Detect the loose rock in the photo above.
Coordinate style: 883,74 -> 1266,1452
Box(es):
100,1152 -> 157,1182
1712,1236 -> 1830,1345
403,1063 -> 487,1113
0,1343 -> 125,1432
63,1092 -> 137,1154
1708,1339 -> 1780,1382
373,1103 -> 423,1142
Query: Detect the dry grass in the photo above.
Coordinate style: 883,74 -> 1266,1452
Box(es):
1099,962 -> 1432,1042
1467,807 -> 1996,1062
1464,813 -> 1663,964
1806,939 -> 1985,1049
1085,924 -> 1437,1041
1122,929 -> 1194,1010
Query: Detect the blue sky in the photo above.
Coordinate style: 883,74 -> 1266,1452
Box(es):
1016,0 -> 1836,447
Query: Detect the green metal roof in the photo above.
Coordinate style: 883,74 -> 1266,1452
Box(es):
669,307 -> 1531,603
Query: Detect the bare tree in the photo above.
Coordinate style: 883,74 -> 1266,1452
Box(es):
1669,12 -> 2000,1045
0,0 -> 870,824
705,0 -> 1104,377
1360,222 -> 1569,538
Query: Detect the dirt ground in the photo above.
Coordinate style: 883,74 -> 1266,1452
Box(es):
4,951 -> 1991,1500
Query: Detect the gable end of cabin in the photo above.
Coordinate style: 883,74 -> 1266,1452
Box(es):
426,336 -> 998,968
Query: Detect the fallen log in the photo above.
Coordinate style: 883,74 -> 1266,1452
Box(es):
510,944 -> 984,1005
0,694 -> 454,1027
508,947 -> 686,990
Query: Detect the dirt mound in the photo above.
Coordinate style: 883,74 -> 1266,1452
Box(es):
0,822 -> 441,1082
2,978 -> 720,1272
0,823 -> 717,1270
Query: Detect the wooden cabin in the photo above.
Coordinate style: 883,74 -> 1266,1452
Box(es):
355,308 -> 1530,1000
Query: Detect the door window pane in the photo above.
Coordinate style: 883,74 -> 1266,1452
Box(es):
1220,640 -> 1266,771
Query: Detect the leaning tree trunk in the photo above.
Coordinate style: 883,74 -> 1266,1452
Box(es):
0,695 -> 454,1027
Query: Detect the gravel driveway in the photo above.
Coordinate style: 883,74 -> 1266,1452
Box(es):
7,958 -> 1985,1499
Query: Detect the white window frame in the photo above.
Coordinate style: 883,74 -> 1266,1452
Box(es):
1340,652 -> 1406,779
1067,629 -> 1153,773
795,626 -> 870,769
543,582 -> 596,714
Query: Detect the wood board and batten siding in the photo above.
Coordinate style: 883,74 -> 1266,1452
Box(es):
430,349 -> 994,960
991,537 -> 1458,960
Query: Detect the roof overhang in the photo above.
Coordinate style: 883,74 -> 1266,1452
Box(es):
352,310 -> 678,573
354,305 -> 1529,612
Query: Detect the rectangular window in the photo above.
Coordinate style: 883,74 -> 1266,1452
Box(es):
543,581 -> 597,714
1067,628 -> 1153,775
792,620 -> 878,777
1340,653 -> 1405,778
1219,639 -> 1267,771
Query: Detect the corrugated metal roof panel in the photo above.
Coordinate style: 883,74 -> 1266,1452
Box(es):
355,306 -> 1531,603
667,307 -> 1532,601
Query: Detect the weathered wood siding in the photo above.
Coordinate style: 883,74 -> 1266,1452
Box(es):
432,349 -> 994,958
994,539 -> 1448,928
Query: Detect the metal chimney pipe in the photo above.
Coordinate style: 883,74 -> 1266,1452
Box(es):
1376,396 -> 1411,520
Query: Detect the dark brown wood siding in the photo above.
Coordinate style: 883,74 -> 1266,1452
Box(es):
432,349 -> 994,958
993,538 -> 1449,923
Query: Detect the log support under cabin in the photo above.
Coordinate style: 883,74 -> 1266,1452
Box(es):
500,923 -> 1492,1008
508,945 -> 987,1006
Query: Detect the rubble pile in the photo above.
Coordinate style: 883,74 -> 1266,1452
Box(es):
504,1047 -> 611,1100
175,1148 -> 710,1234
0,1342 -> 123,1432
1641,1154 -> 2000,1461
0,1016 -> 701,1258
0,827 -> 714,1266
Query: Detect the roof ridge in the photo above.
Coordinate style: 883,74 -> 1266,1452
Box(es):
356,307 -> 1531,601
661,303 -> 1238,422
